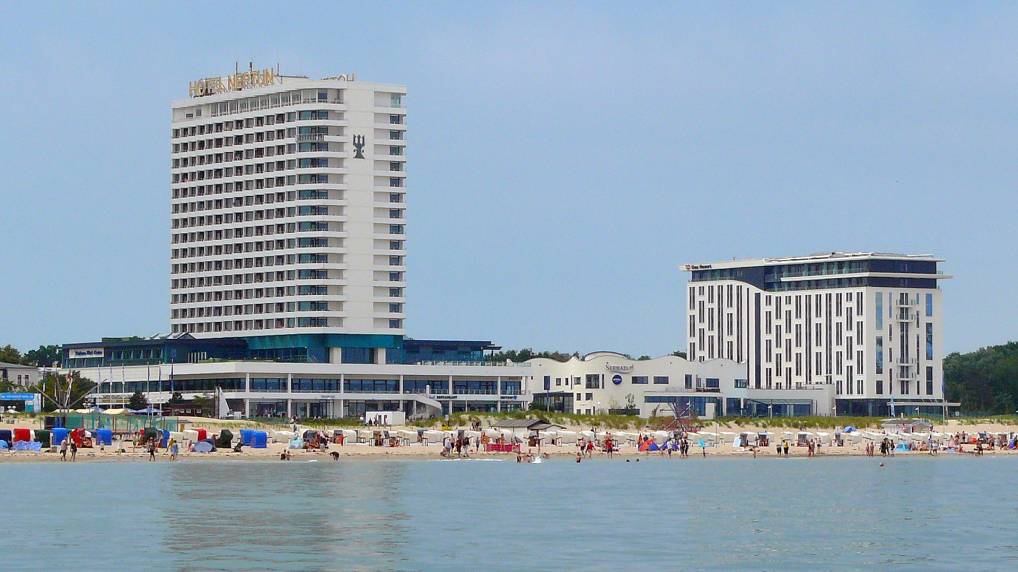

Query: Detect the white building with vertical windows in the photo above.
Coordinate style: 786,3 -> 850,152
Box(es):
683,252 -> 954,416
170,68 -> 408,364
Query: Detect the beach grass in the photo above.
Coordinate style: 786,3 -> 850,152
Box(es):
410,411 -> 644,430
956,414 -> 1018,426
713,416 -> 885,430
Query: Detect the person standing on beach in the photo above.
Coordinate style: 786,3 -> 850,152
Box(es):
783,441 -> 789,456
148,440 -> 157,461
70,440 -> 78,462
170,439 -> 179,461
59,438 -> 68,461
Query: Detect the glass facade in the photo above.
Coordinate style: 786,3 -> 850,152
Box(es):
453,380 -> 497,395
344,379 -> 399,393
250,378 -> 286,391
292,378 -> 342,392
691,258 -> 940,292
403,380 -> 448,394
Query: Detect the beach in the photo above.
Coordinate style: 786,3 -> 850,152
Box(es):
2,417 -> 1016,463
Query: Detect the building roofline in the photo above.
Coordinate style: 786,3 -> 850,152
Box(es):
171,75 -> 406,108
682,251 -> 943,271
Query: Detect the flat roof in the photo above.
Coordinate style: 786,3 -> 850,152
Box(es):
403,339 -> 501,351
682,251 -> 942,271
0,362 -> 35,369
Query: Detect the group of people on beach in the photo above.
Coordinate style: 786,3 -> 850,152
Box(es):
58,438 -> 77,462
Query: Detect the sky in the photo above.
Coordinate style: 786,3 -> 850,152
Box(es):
0,2 -> 1015,357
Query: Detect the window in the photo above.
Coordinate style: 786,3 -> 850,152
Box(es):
925,293 -> 933,317
453,380 -> 497,394
875,336 -> 884,375
653,376 -> 669,385
705,378 -> 720,389
632,376 -> 648,384
345,379 -> 399,393
875,293 -> 883,330
735,379 -> 748,389
585,374 -> 601,389
926,366 -> 934,395
926,323 -> 933,360
876,379 -> 883,395
585,393 -> 593,401
684,374 -> 692,389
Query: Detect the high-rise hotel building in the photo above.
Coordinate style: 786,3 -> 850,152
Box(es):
170,69 -> 407,363
683,253 -> 952,416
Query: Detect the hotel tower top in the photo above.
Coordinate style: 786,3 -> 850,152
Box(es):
169,67 -> 408,356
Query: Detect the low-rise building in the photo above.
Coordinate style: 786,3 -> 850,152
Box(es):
0,362 -> 42,388
61,334 -> 529,418
526,352 -> 834,419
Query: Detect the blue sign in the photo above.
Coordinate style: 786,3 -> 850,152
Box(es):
612,375 -> 622,385
0,393 -> 36,401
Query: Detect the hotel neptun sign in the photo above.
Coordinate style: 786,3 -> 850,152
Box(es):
189,68 -> 278,98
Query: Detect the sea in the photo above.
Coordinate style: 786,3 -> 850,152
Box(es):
3,455 -> 1017,571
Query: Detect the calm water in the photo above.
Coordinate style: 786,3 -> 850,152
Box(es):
4,455 -> 1018,571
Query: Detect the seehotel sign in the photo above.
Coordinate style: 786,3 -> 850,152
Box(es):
189,68 -> 278,98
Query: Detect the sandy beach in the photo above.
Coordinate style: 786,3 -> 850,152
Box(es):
2,417 -> 1017,464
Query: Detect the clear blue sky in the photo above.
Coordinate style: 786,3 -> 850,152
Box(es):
1,2 -> 1014,356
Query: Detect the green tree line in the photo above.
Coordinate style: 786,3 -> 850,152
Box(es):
0,344 -> 61,367
945,341 -> 1018,414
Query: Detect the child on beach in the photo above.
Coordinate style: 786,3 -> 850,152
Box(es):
60,439 -> 68,461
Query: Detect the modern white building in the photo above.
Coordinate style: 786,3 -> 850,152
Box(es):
526,352 -> 833,419
682,252 -> 954,416
170,67 -> 408,364
68,349 -> 528,419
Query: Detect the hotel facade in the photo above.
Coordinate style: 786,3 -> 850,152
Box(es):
62,68 -> 529,418
170,69 -> 409,363
682,252 -> 953,416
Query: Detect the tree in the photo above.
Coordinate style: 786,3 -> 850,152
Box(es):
24,345 -> 61,367
637,355 -> 652,361
128,391 -> 149,410
191,394 -> 213,417
33,372 -> 96,412
672,350 -> 688,359
944,341 -> 1018,414
168,392 -> 185,404
489,348 -> 577,363
0,344 -> 26,365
